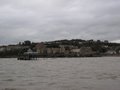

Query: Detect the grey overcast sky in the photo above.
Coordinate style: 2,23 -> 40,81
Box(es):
0,0 -> 120,44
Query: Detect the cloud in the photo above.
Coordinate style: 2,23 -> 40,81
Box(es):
0,0 -> 120,44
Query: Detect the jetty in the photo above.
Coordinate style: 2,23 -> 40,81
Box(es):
18,49 -> 39,60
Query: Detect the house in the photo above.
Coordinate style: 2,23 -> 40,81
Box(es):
59,45 -> 66,53
79,47 -> 94,56
0,45 -> 29,52
6,45 -> 29,51
51,48 -> 60,54
35,43 -> 46,54
105,50 -> 116,55
46,48 -> 52,54
115,47 -> 120,54
46,48 -> 60,54
71,49 -> 81,56
71,49 -> 80,52
0,46 -> 6,52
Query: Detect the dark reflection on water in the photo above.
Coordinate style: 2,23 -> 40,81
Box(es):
0,57 -> 120,90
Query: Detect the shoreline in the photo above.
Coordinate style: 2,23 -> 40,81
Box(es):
0,55 -> 120,59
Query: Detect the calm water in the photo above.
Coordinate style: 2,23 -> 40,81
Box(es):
0,57 -> 120,90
